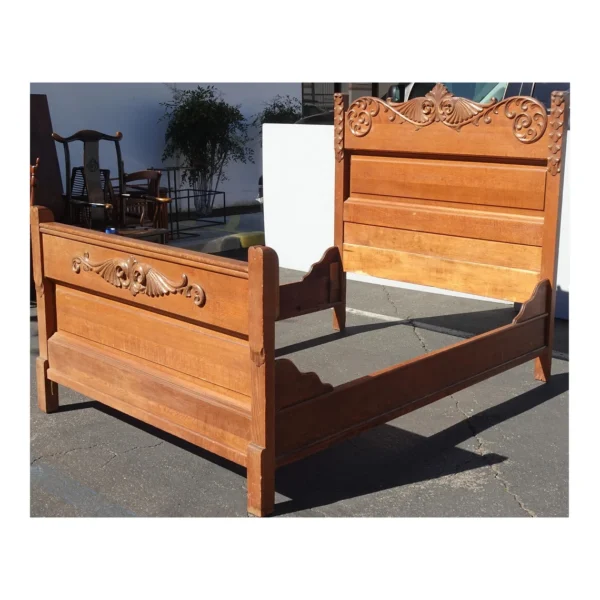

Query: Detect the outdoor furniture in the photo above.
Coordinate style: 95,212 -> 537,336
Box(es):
156,166 -> 226,239
118,170 -> 170,244
52,130 -> 171,242
31,84 -> 568,517
51,130 -> 119,230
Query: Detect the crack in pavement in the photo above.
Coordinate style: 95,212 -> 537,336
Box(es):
31,440 -> 165,469
31,444 -> 102,466
380,286 -> 537,517
382,286 -> 430,353
454,397 -> 537,517
100,440 -> 165,469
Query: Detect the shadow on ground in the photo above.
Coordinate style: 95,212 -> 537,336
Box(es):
55,372 -> 568,516
276,310 -> 569,359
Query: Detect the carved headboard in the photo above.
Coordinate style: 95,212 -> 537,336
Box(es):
334,84 -> 569,303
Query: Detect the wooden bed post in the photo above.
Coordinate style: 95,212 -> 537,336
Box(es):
247,246 -> 279,516
333,93 -> 349,332
534,91 -> 569,383
30,206 -> 59,413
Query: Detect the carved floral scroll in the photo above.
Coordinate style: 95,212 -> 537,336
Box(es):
347,83 -> 548,144
334,93 -> 345,162
548,91 -> 567,176
72,253 -> 206,307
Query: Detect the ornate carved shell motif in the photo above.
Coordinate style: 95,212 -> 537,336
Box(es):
72,253 -> 206,307
347,83 -> 548,144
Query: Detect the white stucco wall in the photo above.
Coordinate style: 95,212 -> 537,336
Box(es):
30,82 -> 301,208
263,123 -> 570,318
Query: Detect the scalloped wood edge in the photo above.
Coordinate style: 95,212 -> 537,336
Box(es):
275,359 -> 333,409
513,279 -> 550,324
278,246 -> 343,321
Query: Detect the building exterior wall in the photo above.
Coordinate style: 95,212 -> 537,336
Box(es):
30,82 -> 302,208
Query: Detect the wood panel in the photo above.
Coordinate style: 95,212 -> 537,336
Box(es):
350,155 -> 546,211
41,232 -> 250,334
344,198 -> 544,247
47,332 -> 251,461
31,206 -> 59,413
350,192 -> 547,218
278,246 -> 343,321
55,285 -> 252,398
343,243 -> 539,303
344,223 -> 542,272
276,316 -> 547,461
343,116 -> 549,161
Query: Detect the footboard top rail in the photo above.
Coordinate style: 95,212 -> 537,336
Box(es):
38,218 -> 249,279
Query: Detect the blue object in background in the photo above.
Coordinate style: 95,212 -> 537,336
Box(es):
105,227 -> 117,234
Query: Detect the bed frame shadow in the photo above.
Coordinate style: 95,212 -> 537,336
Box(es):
54,371 -> 568,516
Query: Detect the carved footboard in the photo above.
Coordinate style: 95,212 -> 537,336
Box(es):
31,206 -> 279,516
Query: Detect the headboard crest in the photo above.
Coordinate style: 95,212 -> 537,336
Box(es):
346,83 -> 548,144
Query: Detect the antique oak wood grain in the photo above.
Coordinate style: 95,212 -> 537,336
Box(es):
31,206 -> 59,413
278,246 -> 343,321
333,93 -> 349,331
350,155 -> 547,210
31,85 -> 567,516
276,315 -> 547,464
343,197 -> 545,247
343,243 -> 539,303
247,246 -> 278,517
344,223 -> 542,271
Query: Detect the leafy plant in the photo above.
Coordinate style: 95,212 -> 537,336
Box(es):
252,95 -> 302,143
160,85 -> 253,215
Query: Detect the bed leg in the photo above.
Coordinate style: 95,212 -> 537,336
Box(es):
333,304 -> 346,332
247,443 -> 275,517
36,357 -> 59,413
534,282 -> 555,383
534,353 -> 551,382
332,271 -> 346,332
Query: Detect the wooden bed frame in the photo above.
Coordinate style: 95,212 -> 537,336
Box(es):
31,84 -> 568,517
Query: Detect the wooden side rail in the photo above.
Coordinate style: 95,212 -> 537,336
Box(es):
275,280 -> 550,466
277,246 -> 345,322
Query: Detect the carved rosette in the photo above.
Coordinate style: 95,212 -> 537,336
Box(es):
347,96 -> 381,137
347,83 -> 548,144
334,93 -> 345,161
547,91 -> 567,176
72,253 -> 206,307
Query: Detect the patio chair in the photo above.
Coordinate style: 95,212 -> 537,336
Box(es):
119,169 -> 171,243
52,130 -> 120,230
52,130 -> 171,242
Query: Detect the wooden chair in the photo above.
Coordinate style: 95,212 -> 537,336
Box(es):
52,130 -> 120,230
119,169 -> 171,243
52,130 -> 171,240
